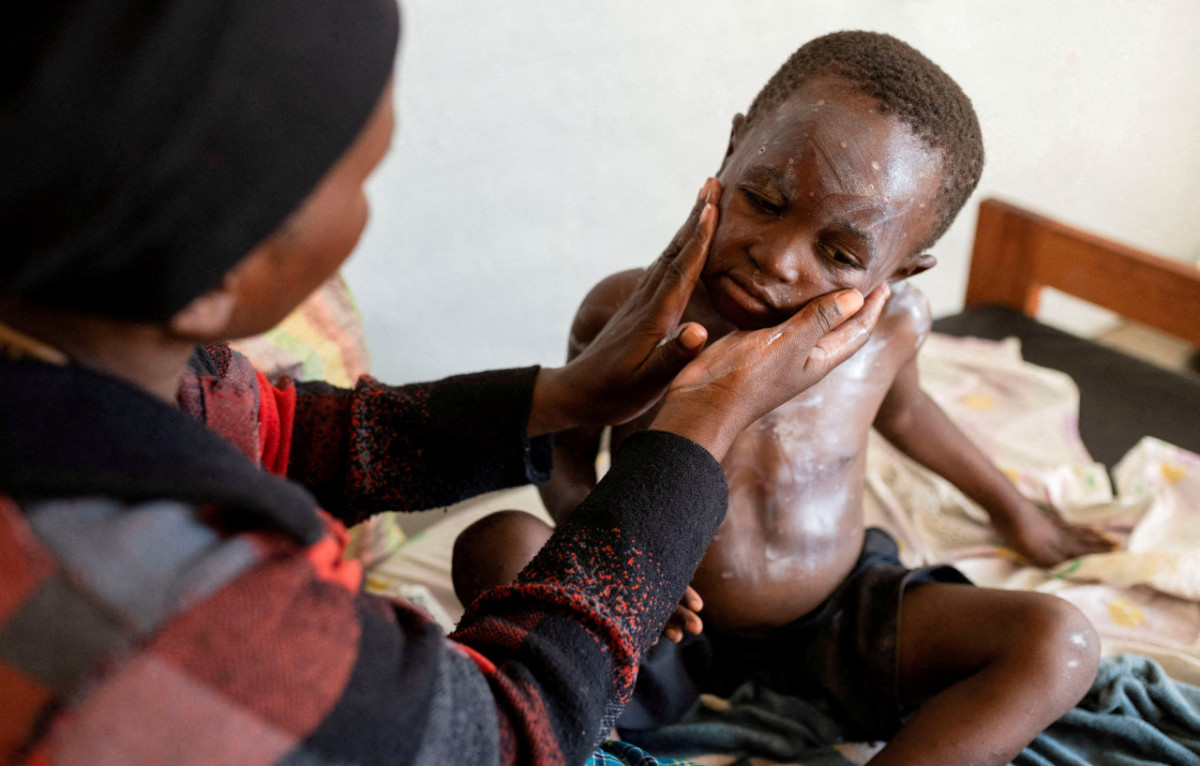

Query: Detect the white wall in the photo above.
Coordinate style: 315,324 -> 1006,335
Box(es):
345,0 -> 1200,384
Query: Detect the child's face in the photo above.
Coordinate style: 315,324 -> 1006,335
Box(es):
703,76 -> 943,331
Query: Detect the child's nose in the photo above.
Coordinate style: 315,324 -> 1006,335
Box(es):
749,236 -> 810,286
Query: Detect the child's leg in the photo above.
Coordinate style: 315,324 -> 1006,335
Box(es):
872,583 -> 1098,766
451,510 -> 553,610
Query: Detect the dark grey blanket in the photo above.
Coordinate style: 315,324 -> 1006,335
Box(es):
622,654 -> 1200,766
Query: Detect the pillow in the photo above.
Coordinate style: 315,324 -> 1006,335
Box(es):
231,272 -> 370,387
231,272 -> 406,566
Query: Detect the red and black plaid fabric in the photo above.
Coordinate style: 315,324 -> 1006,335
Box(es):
0,348 -> 727,765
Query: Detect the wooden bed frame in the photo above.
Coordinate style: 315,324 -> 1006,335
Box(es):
965,198 -> 1200,349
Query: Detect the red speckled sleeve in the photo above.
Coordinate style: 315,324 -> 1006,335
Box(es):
287,367 -> 553,525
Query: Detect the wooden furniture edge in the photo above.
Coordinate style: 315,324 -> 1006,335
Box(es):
965,198 -> 1200,348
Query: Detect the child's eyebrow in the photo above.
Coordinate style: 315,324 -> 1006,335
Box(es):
743,164 -> 798,198
839,219 -> 873,245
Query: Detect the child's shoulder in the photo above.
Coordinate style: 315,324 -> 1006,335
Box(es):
567,269 -> 645,356
877,280 -> 933,349
584,268 -> 645,308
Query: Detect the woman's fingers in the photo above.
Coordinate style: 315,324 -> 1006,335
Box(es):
537,179 -> 722,431
660,178 -> 718,266
632,181 -> 709,295
615,179 -> 719,394
806,285 -> 892,364
651,321 -> 709,374
635,178 -> 720,325
647,196 -> 717,325
650,282 -> 889,459
738,286 -> 873,386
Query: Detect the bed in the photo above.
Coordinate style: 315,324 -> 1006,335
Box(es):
363,197 -> 1200,764
933,197 -> 1200,469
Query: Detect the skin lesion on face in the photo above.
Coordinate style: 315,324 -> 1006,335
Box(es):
699,76 -> 943,333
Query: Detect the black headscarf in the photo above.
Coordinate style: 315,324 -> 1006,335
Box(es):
0,0 -> 400,321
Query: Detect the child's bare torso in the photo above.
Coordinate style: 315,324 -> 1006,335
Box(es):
607,276 -> 930,632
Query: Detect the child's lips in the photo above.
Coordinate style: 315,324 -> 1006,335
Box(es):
715,274 -> 776,317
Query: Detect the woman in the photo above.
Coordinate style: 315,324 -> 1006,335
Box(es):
0,1 -> 884,763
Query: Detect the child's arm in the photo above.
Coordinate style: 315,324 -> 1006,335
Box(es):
874,356 -> 1113,567
539,425 -> 603,522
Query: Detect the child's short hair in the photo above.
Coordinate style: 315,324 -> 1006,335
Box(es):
745,31 -> 984,251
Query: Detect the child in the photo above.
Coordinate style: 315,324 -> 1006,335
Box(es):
0,4 -> 889,764
454,31 -> 1111,765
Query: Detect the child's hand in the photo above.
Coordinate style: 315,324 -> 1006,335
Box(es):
529,179 -> 721,436
997,502 -> 1116,568
651,283 -> 890,460
658,586 -> 704,644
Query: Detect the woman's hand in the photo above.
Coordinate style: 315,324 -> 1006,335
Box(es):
651,283 -> 891,461
529,179 -> 722,436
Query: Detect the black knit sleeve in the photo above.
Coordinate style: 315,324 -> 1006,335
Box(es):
279,430 -> 727,766
287,367 -> 553,524
448,429 -> 729,764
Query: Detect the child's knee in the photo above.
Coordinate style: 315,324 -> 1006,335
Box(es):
1011,596 -> 1099,706
452,510 -> 554,608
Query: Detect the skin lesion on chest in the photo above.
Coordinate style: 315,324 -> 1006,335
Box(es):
727,342 -> 892,456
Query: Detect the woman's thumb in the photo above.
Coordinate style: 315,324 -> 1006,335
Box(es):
647,322 -> 707,381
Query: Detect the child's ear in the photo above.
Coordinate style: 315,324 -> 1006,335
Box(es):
892,253 -> 937,281
167,276 -> 238,341
718,113 -> 747,172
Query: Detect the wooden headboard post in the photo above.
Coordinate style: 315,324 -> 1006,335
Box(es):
965,198 -> 1043,316
964,198 -> 1200,349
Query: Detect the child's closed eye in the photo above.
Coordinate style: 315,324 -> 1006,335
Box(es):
818,242 -> 863,269
741,187 -> 786,217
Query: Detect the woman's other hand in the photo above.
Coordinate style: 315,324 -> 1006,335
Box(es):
651,283 -> 890,460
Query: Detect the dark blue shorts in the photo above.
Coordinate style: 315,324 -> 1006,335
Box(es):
617,527 -> 970,740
